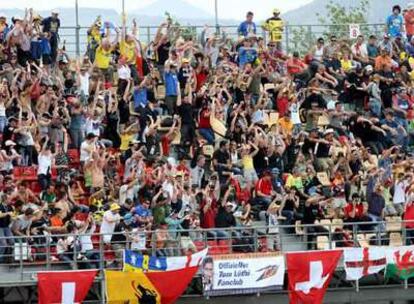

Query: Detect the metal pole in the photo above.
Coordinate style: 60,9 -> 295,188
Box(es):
214,0 -> 219,35
75,0 -> 80,57
122,0 -> 125,19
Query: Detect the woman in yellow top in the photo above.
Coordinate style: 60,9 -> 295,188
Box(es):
340,51 -> 353,73
119,121 -> 139,151
241,141 -> 260,183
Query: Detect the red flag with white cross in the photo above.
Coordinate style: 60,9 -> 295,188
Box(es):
37,270 -> 97,304
286,250 -> 342,304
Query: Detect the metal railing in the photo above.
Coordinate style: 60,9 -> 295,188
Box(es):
0,218 -> 412,303
58,23 -> 387,56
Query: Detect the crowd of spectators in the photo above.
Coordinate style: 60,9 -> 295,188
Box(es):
0,4 -> 414,266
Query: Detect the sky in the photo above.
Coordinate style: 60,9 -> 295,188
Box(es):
0,0 -> 313,20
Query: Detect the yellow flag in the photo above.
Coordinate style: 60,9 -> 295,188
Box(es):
105,270 -> 161,304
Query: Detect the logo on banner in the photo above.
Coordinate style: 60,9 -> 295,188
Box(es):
256,265 -> 279,282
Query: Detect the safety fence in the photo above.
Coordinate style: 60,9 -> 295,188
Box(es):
59,23 -> 387,56
0,218 -> 412,284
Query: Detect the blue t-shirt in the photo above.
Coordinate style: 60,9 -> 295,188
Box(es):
386,14 -> 403,37
367,44 -> 378,58
164,71 -> 178,96
238,47 -> 257,67
133,204 -> 152,218
133,87 -> 148,109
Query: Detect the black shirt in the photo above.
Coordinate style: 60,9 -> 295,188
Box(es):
178,103 -> 193,125
156,41 -> 171,65
0,203 -> 12,228
213,149 -> 230,166
303,203 -> 321,224
315,142 -> 331,158
215,206 -> 236,228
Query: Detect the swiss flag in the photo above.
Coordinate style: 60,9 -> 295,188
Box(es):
286,250 -> 342,304
38,270 -> 97,304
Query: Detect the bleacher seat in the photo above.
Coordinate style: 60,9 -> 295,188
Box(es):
389,232 -> 403,247
316,236 -> 329,250
386,216 -> 402,232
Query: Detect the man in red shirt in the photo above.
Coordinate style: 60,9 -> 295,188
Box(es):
286,51 -> 306,76
255,171 -> 275,208
405,4 -> 414,42
343,193 -> 371,231
404,191 -> 414,245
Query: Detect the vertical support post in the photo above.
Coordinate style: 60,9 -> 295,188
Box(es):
75,0 -> 80,57
214,0 -> 219,35
285,23 -> 289,52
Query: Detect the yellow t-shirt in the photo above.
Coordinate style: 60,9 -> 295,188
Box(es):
95,45 -> 112,69
340,59 -> 352,72
262,19 -> 284,42
242,155 -> 254,170
120,41 -> 136,65
120,133 -> 134,151
278,117 -> 293,134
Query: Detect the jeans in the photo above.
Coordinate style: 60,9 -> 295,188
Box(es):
281,210 -> 295,225
0,116 -> 7,133
69,129 -> 84,149
367,213 -> 385,233
0,227 -> 14,262
84,250 -> 100,269
206,230 -> 229,241
198,128 -> 215,144
38,174 -> 51,191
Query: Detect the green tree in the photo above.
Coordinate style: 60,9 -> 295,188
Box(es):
317,0 -> 371,38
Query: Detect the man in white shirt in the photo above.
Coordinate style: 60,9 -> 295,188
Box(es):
100,203 -> 121,244
351,35 -> 369,64
190,155 -> 205,188
80,133 -> 97,163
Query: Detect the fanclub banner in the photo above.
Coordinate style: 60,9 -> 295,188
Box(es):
202,252 -> 285,296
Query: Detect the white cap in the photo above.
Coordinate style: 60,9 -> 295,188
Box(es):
13,16 -> 23,21
51,9 -> 59,15
408,2 -> 414,10
5,140 -> 16,146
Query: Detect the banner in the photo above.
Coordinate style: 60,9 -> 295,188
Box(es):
202,253 -> 285,296
123,248 -> 208,272
286,250 -> 342,304
106,265 -> 200,304
344,247 -> 387,281
38,270 -> 97,304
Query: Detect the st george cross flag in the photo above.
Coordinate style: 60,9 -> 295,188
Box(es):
124,248 -> 208,272
286,250 -> 342,304
38,270 -> 97,304
344,247 -> 387,281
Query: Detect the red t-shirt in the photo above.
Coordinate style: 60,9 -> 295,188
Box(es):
161,135 -> 170,156
200,199 -> 217,229
343,202 -> 364,219
277,97 -> 289,117
287,58 -> 305,75
198,109 -> 211,128
404,202 -> 414,229
255,178 -> 272,196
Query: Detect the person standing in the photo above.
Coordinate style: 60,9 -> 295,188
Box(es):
404,3 -> 414,42
100,203 -> 121,244
41,10 -> 60,63
262,8 -> 284,51
238,11 -> 256,37
386,5 -> 403,38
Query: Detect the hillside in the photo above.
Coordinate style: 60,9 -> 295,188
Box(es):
283,0 -> 414,24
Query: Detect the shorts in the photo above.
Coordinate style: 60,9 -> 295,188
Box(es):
180,236 -> 196,252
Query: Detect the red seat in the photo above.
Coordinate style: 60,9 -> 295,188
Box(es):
13,166 -> 37,181
217,240 -> 231,254
193,240 -> 206,252
258,237 -> 269,252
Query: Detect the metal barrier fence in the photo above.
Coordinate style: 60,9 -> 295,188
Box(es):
0,219 -> 412,283
59,23 -> 387,56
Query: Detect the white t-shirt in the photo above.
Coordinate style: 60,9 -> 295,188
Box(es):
85,117 -> 101,136
80,140 -> 94,162
118,65 -> 131,80
130,228 -> 146,250
37,153 -> 52,175
393,180 -> 409,205
79,72 -> 90,95
100,210 -> 120,236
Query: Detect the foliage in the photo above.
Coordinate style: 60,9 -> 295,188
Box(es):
316,0 -> 371,38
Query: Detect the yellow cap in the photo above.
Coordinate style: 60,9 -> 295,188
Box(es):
110,203 -> 120,211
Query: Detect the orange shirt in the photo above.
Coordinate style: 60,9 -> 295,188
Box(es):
405,11 -> 414,35
50,216 -> 64,227
375,55 -> 392,71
